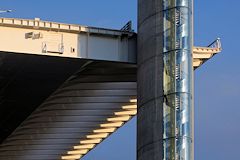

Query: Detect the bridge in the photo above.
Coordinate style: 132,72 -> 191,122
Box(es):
0,17 -> 221,160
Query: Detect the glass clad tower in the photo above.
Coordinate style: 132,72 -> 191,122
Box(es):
163,0 -> 194,159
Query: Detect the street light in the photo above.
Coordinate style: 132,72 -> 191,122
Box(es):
0,10 -> 12,14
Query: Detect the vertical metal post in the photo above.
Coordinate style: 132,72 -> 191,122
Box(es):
163,0 -> 194,159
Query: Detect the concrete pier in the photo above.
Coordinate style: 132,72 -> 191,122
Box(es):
137,0 -> 194,159
137,0 -> 164,159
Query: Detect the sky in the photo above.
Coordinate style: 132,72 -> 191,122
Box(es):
0,0 -> 239,160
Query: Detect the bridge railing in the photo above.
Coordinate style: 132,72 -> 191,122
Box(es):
208,38 -> 222,49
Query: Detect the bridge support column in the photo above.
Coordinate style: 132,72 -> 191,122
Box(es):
137,0 -> 194,159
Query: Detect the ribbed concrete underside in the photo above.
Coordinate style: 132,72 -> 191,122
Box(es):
0,52 -> 137,160
0,52 -> 89,144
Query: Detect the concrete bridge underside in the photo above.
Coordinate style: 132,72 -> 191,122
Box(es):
0,52 -> 137,160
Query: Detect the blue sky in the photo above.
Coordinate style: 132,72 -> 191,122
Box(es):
0,0 -> 239,160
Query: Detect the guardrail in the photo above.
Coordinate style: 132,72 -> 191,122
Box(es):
0,17 -> 134,36
208,38 -> 222,49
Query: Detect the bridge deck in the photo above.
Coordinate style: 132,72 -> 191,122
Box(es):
0,18 -> 222,160
0,17 -> 221,69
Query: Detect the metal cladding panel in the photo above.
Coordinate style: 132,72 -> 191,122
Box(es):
162,0 -> 194,159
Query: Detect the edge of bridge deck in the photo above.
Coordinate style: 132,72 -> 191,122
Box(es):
0,17 -> 135,36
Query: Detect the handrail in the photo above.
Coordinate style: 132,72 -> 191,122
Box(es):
0,17 -> 134,36
0,10 -> 12,14
121,21 -> 133,32
207,38 -> 222,49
